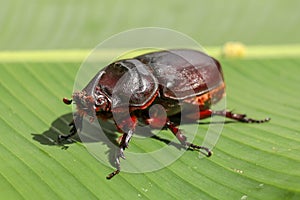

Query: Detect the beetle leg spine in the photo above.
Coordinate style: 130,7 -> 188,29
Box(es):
213,110 -> 271,123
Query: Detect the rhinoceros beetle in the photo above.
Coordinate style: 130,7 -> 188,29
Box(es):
61,49 -> 270,179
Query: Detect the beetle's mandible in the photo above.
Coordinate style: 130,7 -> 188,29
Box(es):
60,49 -> 270,179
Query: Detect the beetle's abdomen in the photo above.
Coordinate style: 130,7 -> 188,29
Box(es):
184,82 -> 225,110
153,81 -> 225,117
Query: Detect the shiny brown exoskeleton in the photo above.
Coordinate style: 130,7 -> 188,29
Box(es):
61,49 -> 270,179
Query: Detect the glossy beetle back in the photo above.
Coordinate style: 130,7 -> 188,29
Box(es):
136,49 -> 224,100
97,59 -> 158,109
82,49 -> 225,111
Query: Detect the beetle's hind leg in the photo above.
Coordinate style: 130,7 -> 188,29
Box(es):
212,110 -> 271,123
185,109 -> 270,123
165,120 -> 212,157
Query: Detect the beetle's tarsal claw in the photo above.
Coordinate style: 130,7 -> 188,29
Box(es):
217,111 -> 271,124
57,134 -> 69,143
187,142 -> 212,157
206,149 -> 213,157
70,126 -> 77,134
265,117 -> 271,122
241,116 -> 271,123
57,119 -> 78,143
61,145 -> 69,150
69,121 -> 74,126
106,170 -> 120,180
57,135 -> 64,142
106,149 -> 123,180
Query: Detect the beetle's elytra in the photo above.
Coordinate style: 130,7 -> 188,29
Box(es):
60,49 -> 270,179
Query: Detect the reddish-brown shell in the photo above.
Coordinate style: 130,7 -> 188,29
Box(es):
83,49 -> 225,110
84,59 -> 158,109
136,49 -> 224,100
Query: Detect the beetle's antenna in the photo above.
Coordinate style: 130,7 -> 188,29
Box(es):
63,98 -> 73,105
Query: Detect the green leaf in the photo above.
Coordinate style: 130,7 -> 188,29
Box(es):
0,58 -> 299,200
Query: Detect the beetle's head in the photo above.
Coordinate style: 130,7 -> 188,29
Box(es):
63,89 -> 111,121
71,91 -> 96,119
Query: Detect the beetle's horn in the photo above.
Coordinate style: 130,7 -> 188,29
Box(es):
63,97 -> 73,105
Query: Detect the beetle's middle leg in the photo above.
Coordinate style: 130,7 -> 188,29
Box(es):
165,119 -> 212,157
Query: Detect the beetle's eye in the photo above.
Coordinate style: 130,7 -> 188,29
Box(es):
113,62 -> 127,75
114,62 -> 126,68
114,62 -> 122,68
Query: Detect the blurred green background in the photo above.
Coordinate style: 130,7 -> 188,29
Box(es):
1,0 -> 300,50
0,0 -> 300,200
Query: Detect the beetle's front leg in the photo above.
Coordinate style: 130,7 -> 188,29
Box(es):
107,115 -> 137,180
106,130 -> 134,180
58,120 -> 77,141
166,120 -> 212,157
118,130 -> 134,160
58,113 -> 83,142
